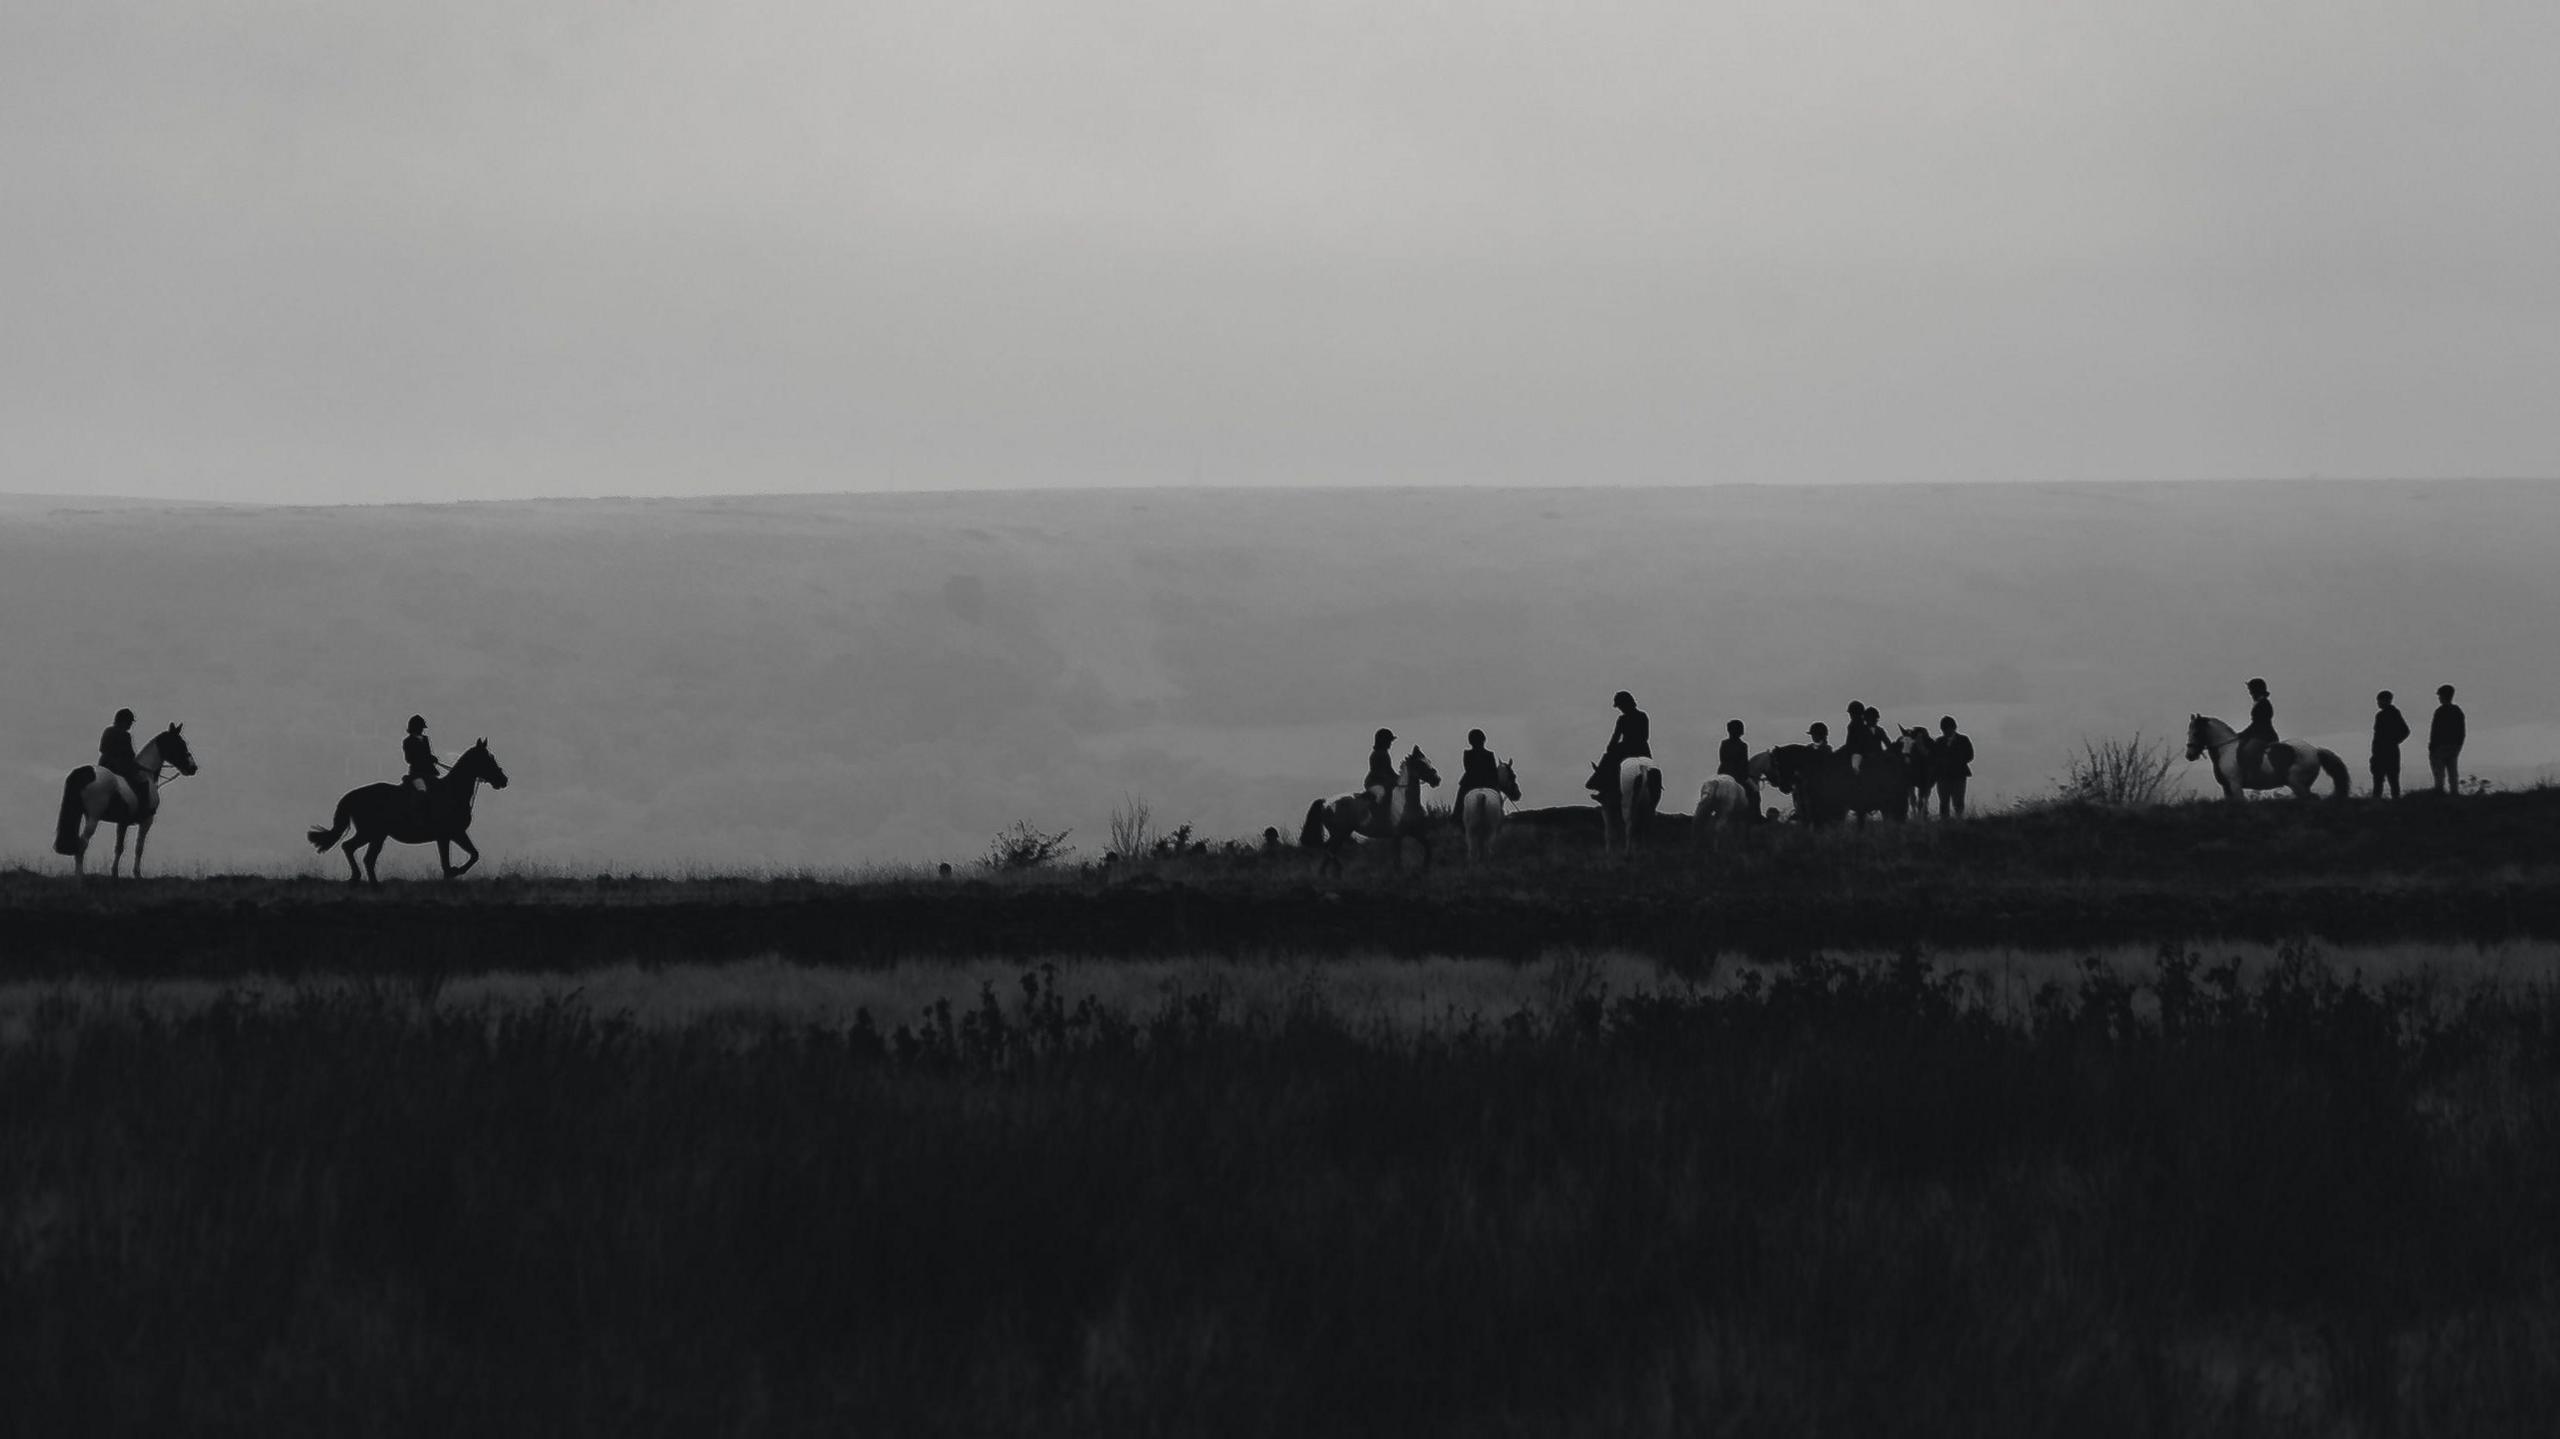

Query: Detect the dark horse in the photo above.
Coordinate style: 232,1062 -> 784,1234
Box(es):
307,739 -> 510,883
1760,744 -> 1910,826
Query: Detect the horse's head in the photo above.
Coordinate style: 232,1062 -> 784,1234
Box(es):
153,723 -> 200,776
1495,760 -> 1521,802
456,738 -> 510,789
2184,715 -> 2209,762
1760,746 -> 1800,794
1403,746 -> 1440,789
1897,727 -> 1932,759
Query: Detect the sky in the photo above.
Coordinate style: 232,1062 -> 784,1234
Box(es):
6,0 -> 2558,504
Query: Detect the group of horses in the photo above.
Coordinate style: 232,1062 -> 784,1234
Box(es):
1296,711 -> 2358,871
46,708 -> 2349,883
53,728 -> 512,883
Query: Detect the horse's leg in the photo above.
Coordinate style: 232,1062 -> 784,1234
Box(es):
449,833 -> 480,877
363,837 -> 387,885
111,824 -> 128,878
437,838 -> 456,878
133,819 -> 150,877
342,831 -> 366,882
74,812 -> 98,876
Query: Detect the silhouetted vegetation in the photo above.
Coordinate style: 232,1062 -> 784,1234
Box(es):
3,947 -> 2556,1433
2057,730 -> 2181,806
982,819 -> 1075,872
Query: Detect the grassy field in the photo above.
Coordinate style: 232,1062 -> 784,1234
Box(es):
4,791 -> 2558,1433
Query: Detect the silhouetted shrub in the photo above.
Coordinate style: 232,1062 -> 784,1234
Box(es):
981,819 -> 1073,871
2058,730 -> 2179,806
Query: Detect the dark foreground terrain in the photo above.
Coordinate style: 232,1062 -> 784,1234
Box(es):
3,948 -> 2558,1434
4,787 -> 2557,974
5,792 -> 2558,1434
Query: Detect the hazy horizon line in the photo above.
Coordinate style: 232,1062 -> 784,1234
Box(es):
7,474 -> 2554,513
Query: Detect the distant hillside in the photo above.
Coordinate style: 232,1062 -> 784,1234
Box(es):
5,482 -> 2553,873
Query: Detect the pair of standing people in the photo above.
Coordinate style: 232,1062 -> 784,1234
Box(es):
2369,685 -> 2466,798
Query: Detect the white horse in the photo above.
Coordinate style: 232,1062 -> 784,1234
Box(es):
1459,760 -> 1521,864
1692,775 -> 1754,851
1301,747 -> 1443,874
2186,714 -> 2352,801
54,724 -> 200,877
1600,756 -> 1664,857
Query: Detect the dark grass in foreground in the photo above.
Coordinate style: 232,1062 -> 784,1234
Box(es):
6,950 -> 2560,1434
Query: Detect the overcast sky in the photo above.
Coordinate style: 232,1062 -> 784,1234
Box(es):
6,1 -> 2557,503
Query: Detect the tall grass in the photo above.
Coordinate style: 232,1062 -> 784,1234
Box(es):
4,948 -> 2557,1434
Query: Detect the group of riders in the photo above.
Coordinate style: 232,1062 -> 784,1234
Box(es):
1355,689 -> 1981,831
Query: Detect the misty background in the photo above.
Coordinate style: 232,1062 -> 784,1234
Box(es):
5,482 -> 2552,875
8,2 -> 2560,504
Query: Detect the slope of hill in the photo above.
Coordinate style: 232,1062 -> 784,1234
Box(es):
5,481 -> 2553,871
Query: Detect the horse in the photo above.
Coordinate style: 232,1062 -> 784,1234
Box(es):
54,724 -> 199,877
307,739 -> 512,883
1600,756 -> 1664,856
1897,727 -> 1940,815
1692,775 -> 1754,851
1758,744 -> 1907,826
1459,760 -> 1521,864
2186,715 -> 2351,801
1301,746 -> 1443,874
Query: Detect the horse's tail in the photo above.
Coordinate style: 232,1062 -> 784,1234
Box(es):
53,769 -> 90,855
308,792 -> 355,852
1642,766 -> 1664,808
1299,799 -> 1330,849
2318,749 -> 2353,799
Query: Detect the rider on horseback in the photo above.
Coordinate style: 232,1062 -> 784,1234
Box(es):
98,709 -> 144,812
1718,720 -> 1760,817
1806,721 -> 1831,755
1455,729 -> 1503,807
2240,679 -> 2277,783
1588,691 -> 1650,824
404,715 -> 446,805
1363,728 -> 1399,824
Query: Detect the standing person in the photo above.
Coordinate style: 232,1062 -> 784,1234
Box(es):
1587,691 -> 1651,824
1935,715 -> 1974,819
2429,685 -> 2466,794
1717,720 -> 1758,815
2239,678 -> 2277,784
1805,722 -> 1832,755
1841,701 -> 1876,775
2370,691 -> 2410,799
97,708 -> 144,805
1362,728 -> 1399,823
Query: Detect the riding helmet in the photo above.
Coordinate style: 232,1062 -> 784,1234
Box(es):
2247,678 -> 2268,694
1374,728 -> 1394,745
113,708 -> 134,726
1726,719 -> 1744,735
1467,729 -> 1485,746
409,714 -> 428,732
1809,722 -> 1829,739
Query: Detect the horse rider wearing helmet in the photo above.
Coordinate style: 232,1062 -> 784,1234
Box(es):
1363,728 -> 1399,824
1806,721 -> 1832,755
1456,729 -> 1503,807
98,708 -> 144,810
2241,679 -> 2277,783
404,715 -> 446,798
1587,690 -> 1651,824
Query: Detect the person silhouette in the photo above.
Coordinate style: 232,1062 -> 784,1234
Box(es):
1842,701 -> 1877,775
404,715 -> 445,800
2240,679 -> 2277,784
1588,691 -> 1650,824
1717,720 -> 1758,816
1935,715 -> 1974,818
2370,690 -> 2410,799
1456,729 -> 1502,807
1806,721 -> 1831,755
2429,685 -> 2466,794
1363,728 -> 1399,823
97,708 -> 144,809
